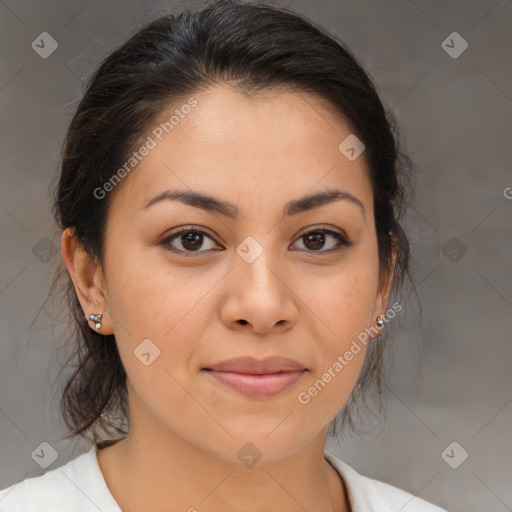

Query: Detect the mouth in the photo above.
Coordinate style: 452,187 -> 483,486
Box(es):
201,356 -> 307,399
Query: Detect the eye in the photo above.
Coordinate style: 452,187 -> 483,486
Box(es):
160,225 -> 352,256
291,226 -> 352,253
160,226 -> 221,255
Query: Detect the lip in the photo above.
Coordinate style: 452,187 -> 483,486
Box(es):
202,356 -> 307,399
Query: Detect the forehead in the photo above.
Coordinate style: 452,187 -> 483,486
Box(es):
109,84 -> 373,217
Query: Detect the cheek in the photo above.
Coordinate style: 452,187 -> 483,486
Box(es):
104,244 -> 217,380
291,259 -> 378,413
106,260 -> 209,423
298,257 -> 379,346
104,239 -> 191,334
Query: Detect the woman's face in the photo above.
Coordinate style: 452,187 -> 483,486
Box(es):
88,84 -> 392,463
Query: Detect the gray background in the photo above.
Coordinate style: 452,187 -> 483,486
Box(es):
1,1 -> 511,511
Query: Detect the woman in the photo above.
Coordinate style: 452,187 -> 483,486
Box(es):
0,0 -> 448,510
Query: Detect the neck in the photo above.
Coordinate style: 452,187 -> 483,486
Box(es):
97,426 -> 348,512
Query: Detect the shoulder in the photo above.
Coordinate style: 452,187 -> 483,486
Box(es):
0,446 -> 121,512
0,450 -> 93,512
324,450 -> 449,512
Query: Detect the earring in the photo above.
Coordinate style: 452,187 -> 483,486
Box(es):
88,313 -> 103,331
376,315 -> 384,328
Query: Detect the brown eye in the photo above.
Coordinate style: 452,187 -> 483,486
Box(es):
292,228 -> 351,253
160,225 -> 351,257
161,227 -> 221,255
303,232 -> 327,251
180,232 -> 204,251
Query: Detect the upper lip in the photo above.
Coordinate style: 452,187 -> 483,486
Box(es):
203,356 -> 306,374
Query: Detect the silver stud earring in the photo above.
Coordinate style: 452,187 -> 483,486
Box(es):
88,313 -> 103,331
376,315 -> 384,328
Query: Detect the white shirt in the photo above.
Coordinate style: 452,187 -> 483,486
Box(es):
0,444 -> 448,511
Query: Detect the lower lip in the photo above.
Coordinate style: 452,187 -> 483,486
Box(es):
203,370 -> 306,399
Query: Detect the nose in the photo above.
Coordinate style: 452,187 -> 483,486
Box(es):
219,239 -> 299,334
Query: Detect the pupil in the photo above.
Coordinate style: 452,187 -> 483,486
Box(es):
182,232 -> 202,250
305,233 -> 324,250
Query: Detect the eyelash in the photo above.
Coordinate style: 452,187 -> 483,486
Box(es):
160,224 -> 352,256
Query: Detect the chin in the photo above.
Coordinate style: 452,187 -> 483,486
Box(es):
192,421 -> 316,466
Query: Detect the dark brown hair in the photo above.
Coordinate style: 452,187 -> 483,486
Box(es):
49,0 -> 414,445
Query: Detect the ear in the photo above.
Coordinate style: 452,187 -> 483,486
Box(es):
60,227 -> 113,334
373,240 -> 398,325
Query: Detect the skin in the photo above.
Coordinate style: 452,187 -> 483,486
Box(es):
61,83 -> 396,512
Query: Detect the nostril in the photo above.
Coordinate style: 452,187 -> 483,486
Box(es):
238,319 -> 248,325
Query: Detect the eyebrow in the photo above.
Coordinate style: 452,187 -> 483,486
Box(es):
143,188 -> 365,220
